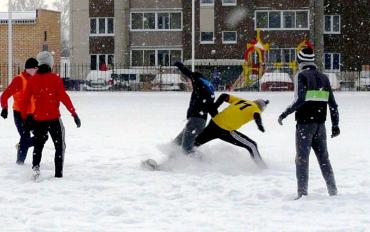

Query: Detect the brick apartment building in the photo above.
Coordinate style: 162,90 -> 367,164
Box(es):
70,0 -> 369,83
70,0 -> 183,79
182,0 -> 370,79
0,9 -> 61,88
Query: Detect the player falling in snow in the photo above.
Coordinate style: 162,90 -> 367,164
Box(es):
142,62 -> 217,170
173,61 -> 218,153
194,94 -> 269,169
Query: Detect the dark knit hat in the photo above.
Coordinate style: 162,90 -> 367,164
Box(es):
297,47 -> 315,63
25,58 -> 38,69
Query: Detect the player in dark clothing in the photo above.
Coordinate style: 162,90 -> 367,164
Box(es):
173,62 -> 217,153
278,47 -> 340,199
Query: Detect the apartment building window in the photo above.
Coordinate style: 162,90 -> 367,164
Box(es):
131,12 -> 182,31
201,0 -> 214,6
108,18 -> 114,34
131,49 -> 182,67
222,0 -> 237,6
324,53 -> 341,71
90,54 -> 114,70
158,13 -> 170,29
131,13 -> 143,29
90,17 -> 114,35
324,15 -> 341,34
222,31 -> 237,44
170,13 -> 182,29
144,13 -> 156,29
255,10 -> 309,30
268,48 -> 296,63
200,32 -> 214,44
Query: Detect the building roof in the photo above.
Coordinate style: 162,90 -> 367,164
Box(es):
0,11 -> 37,20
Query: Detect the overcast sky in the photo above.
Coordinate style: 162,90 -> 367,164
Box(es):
0,1 -> 57,12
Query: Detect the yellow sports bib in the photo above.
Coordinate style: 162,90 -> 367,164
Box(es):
212,95 -> 261,131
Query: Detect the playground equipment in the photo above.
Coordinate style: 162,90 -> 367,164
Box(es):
233,29 -> 269,89
233,34 -> 314,90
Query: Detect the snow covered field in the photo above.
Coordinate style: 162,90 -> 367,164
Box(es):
0,91 -> 369,232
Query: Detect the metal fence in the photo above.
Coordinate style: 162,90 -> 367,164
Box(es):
1,63 -> 369,92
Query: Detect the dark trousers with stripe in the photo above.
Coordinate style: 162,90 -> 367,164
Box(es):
13,111 -> 34,163
295,123 -> 337,196
32,119 -> 66,177
194,120 -> 266,168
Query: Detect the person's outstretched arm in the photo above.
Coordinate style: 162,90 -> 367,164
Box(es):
278,74 -> 307,125
174,61 -> 193,79
327,85 -> 340,137
1,77 -> 22,109
214,93 -> 230,110
57,77 -> 81,128
254,113 -> 265,132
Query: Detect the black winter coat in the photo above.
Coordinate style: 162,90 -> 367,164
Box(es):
282,64 -> 339,126
175,63 -> 217,120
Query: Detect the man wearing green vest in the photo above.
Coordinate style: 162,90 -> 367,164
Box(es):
278,47 -> 340,200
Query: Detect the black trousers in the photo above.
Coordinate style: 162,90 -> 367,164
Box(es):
13,111 -> 34,163
295,123 -> 337,196
194,120 -> 266,168
33,119 -> 66,177
174,117 -> 206,153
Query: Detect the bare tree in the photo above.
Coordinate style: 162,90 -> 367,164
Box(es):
53,0 -> 70,57
9,0 -> 47,11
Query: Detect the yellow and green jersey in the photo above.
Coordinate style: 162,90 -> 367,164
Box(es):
212,95 -> 261,131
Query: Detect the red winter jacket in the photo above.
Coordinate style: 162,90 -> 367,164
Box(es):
1,71 -> 35,114
21,71 -> 77,121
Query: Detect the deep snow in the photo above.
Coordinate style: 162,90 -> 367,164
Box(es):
0,91 -> 369,232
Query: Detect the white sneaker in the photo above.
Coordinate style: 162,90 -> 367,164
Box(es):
32,166 -> 40,180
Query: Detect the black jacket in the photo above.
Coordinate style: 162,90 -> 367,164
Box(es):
175,62 -> 217,119
282,64 -> 339,125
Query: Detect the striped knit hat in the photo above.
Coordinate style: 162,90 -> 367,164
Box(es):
297,47 -> 315,63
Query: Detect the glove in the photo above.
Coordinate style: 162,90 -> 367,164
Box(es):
257,125 -> 265,133
73,115 -> 81,128
278,114 -> 286,125
1,108 -> 8,119
331,125 -> 340,138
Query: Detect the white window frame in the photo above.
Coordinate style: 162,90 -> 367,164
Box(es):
90,54 -> 114,70
90,17 -> 114,36
254,10 -> 310,30
324,53 -> 341,72
130,11 -> 183,32
222,31 -> 237,44
222,0 -> 237,6
324,15 -> 341,34
200,32 -> 215,44
200,0 -> 214,6
130,49 -> 183,67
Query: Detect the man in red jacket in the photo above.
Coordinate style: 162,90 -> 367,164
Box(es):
21,51 -> 81,179
1,58 -> 38,164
